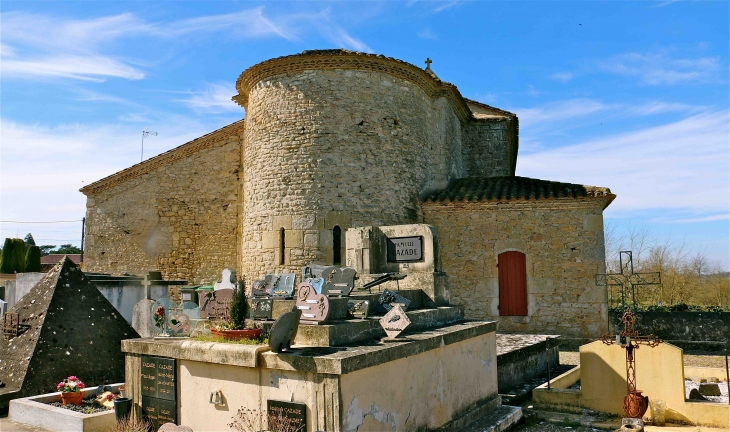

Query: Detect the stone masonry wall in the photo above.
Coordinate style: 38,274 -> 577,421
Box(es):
83,131 -> 243,284
422,198 -> 610,338
240,69 -> 466,279
461,120 -> 511,177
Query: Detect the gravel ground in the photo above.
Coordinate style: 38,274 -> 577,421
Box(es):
685,379 -> 729,403
47,399 -> 110,414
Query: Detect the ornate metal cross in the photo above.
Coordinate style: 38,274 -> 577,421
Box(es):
601,310 -> 662,418
596,251 -> 661,309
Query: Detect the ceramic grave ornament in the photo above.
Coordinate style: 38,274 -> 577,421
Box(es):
379,303 -> 411,341
213,268 -> 237,291
150,298 -> 175,336
295,282 -> 330,325
251,298 -> 274,320
268,307 -> 302,352
165,302 -> 200,336
321,267 -> 357,297
251,275 -> 273,297
348,300 -> 369,319
377,289 -> 411,314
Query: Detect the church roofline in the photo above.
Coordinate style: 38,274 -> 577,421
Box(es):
234,49 -> 512,124
79,119 -> 246,196
422,176 -> 615,209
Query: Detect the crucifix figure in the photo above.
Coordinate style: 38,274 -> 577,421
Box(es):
596,251 -> 661,309
601,310 -> 662,419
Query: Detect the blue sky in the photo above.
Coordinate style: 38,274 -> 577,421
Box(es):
1,1 -> 728,269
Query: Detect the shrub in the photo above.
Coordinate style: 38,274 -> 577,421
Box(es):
24,245 -> 41,272
0,238 -> 26,274
229,281 -> 249,330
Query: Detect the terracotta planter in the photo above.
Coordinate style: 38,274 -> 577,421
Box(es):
211,328 -> 262,340
61,391 -> 83,406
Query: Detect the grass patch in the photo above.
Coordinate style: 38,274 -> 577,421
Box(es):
192,334 -> 268,345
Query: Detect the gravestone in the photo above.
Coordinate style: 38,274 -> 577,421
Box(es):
295,282 -> 330,325
0,257 -> 139,409
252,274 -> 296,299
213,268 -> 236,291
132,299 -> 157,338
199,288 -> 233,320
379,303 -> 411,340
141,355 -> 177,430
251,298 -> 274,320
252,275 -> 273,297
321,267 -> 357,297
377,289 -> 411,313
305,277 -> 325,294
303,264 -> 328,279
268,307 -> 302,352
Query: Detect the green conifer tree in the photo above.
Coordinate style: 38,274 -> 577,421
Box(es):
24,245 -> 42,272
0,238 -> 26,273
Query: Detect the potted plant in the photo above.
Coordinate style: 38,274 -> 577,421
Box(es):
210,282 -> 262,340
56,376 -> 85,406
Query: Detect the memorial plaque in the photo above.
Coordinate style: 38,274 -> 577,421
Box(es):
268,307 -> 302,352
267,400 -> 306,432
379,303 -> 411,339
321,267 -> 357,297
252,275 -> 273,298
271,273 -> 296,298
156,357 -> 176,401
141,356 -> 178,430
251,298 -> 274,320
348,300 -> 369,319
302,264 -> 328,279
142,396 -> 178,431
141,396 -> 159,427
305,277 -> 324,294
199,288 -> 233,320
295,282 -> 330,325
377,289 -> 411,314
386,236 -> 423,262
141,357 -> 157,397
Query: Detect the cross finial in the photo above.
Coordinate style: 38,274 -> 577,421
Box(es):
141,275 -> 152,300
425,58 -> 432,70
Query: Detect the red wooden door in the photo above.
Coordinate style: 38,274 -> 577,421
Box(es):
498,251 -> 528,316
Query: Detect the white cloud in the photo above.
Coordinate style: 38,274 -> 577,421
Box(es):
597,51 -> 721,85
177,82 -> 241,113
626,101 -> 707,116
0,7 -> 371,82
518,111 -> 729,216
515,98 -> 610,125
550,72 -> 573,82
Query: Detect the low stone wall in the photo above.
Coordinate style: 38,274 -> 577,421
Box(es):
496,334 -> 560,393
610,311 -> 730,347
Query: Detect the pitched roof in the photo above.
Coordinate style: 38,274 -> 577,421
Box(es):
40,254 -> 81,265
422,176 -> 614,205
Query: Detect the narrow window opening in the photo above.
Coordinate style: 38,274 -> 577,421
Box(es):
333,226 -> 342,265
279,228 -> 285,265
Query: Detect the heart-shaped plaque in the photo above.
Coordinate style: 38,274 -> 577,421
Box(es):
295,282 -> 330,325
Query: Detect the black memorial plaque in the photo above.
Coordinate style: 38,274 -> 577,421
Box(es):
141,356 -> 178,429
386,236 -> 423,263
251,298 -> 274,320
377,289 -> 411,314
267,400 -> 307,432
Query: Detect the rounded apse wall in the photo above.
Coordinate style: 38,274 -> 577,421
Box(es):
239,57 -> 440,276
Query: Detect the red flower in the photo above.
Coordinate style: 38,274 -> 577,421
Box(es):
105,393 -> 115,401
67,376 -> 78,381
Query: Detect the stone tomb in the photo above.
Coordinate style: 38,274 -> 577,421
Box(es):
0,258 -> 139,409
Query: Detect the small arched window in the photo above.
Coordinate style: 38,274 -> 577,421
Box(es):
333,226 -> 341,265
498,251 -> 527,316
279,228 -> 285,265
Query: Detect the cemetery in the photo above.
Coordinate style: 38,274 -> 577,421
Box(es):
1,49 -> 728,432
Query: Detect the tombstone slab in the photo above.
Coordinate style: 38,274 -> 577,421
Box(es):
213,268 -> 237,291
379,303 -> 411,340
348,300 -> 369,319
132,298 -> 157,338
377,289 -> 411,314
321,267 -> 357,297
698,382 -> 721,397
295,282 -> 330,325
199,288 -> 233,320
251,298 -> 274,320
268,307 -> 302,352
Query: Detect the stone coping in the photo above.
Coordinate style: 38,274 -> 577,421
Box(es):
122,320 -> 496,375
122,338 -> 268,368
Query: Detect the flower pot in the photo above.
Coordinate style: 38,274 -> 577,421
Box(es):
118,386 -> 126,398
211,328 -> 262,340
61,391 -> 83,406
114,397 -> 132,421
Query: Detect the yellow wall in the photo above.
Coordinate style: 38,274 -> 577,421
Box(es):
339,333 -> 499,431
579,341 -> 729,428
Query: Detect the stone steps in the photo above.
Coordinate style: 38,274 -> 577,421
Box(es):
253,305 -> 465,347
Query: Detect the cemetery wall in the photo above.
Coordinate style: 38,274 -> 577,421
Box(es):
422,198 -> 611,338
238,66 -> 473,277
81,122 -> 245,285
610,311 -> 730,345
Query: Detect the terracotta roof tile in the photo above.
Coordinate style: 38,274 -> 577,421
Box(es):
423,176 -> 614,203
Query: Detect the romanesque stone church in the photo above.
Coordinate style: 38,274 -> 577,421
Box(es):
81,49 -> 614,337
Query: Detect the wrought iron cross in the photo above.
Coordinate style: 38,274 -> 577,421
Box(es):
601,310 -> 661,418
425,58 -> 433,69
596,251 -> 661,309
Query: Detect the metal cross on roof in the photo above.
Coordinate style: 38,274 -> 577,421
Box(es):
596,251 -> 661,310
425,58 -> 433,70
601,310 -> 662,419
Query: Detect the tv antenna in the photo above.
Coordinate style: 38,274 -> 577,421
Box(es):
141,128 -> 158,162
